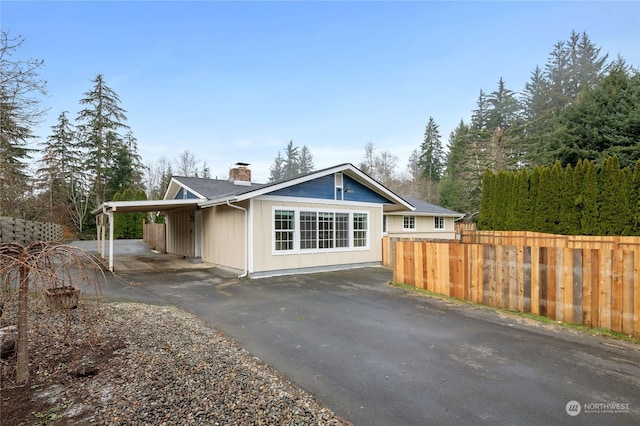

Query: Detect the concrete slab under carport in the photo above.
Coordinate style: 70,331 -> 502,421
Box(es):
70,239 -> 214,273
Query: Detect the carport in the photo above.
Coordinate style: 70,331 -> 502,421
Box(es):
92,199 -> 201,271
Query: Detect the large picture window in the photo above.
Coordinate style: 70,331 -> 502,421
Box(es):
273,208 -> 368,253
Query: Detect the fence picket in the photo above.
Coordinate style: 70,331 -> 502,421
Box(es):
387,231 -> 640,337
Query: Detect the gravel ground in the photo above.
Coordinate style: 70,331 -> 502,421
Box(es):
1,302 -> 349,426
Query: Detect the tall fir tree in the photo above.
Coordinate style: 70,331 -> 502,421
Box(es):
76,74 -> 130,206
37,111 -> 80,223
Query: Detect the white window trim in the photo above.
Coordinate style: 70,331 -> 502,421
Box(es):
403,215 -> 416,231
272,206 -> 370,255
434,216 -> 445,231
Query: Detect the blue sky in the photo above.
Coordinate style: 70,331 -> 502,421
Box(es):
2,1 -> 639,183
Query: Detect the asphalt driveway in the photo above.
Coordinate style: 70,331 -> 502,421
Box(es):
102,266 -> 640,425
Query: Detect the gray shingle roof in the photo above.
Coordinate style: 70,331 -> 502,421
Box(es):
402,196 -> 463,216
172,176 -> 268,199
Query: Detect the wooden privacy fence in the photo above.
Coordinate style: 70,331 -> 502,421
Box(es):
142,221 -> 166,253
393,234 -> 640,337
0,216 -> 63,244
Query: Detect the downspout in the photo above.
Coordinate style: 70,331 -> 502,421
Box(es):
226,201 -> 248,279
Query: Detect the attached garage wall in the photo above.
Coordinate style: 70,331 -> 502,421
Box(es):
251,198 -> 382,274
201,202 -> 247,271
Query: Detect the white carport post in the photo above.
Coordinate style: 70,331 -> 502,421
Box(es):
107,210 -> 114,272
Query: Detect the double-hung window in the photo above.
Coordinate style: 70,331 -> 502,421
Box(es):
318,212 -> 334,249
274,210 -> 295,251
434,216 -> 445,230
353,213 -> 368,247
300,211 -> 317,249
335,213 -> 350,248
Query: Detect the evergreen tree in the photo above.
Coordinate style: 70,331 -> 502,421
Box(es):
632,160 -> 640,235
0,31 -> 47,218
549,66 -> 640,168
76,74 -> 129,206
283,140 -> 299,178
477,169 -> 495,230
418,116 -> 445,181
268,152 -> 285,182
37,111 -> 80,223
598,156 -> 627,235
581,161 -> 598,235
298,145 -> 314,174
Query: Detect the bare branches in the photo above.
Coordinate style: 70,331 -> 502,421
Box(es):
0,241 -> 106,384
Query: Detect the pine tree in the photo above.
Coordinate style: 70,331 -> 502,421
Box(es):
76,74 -> 129,206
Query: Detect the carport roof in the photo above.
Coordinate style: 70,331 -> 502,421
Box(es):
91,199 -> 201,215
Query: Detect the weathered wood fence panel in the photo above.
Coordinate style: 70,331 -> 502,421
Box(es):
0,216 -> 63,244
393,234 -> 640,337
143,222 -> 166,253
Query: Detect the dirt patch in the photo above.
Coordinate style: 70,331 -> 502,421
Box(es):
1,336 -> 124,425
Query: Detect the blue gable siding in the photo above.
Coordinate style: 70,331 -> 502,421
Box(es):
268,174 -> 395,204
269,175 -> 335,199
175,188 -> 199,199
342,175 -> 391,203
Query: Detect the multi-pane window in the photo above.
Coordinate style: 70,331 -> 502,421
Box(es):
403,216 -> 416,230
273,209 -> 368,252
318,212 -> 334,248
434,216 -> 445,230
335,213 -> 349,248
353,213 -> 367,247
300,211 -> 317,249
274,210 -> 295,251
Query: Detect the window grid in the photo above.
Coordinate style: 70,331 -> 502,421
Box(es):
274,210 -> 295,251
353,213 -> 367,247
403,216 -> 416,230
318,212 -> 334,249
335,213 -> 349,248
300,211 -> 317,249
434,216 -> 445,230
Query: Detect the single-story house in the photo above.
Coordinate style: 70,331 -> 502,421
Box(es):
94,163 -> 462,277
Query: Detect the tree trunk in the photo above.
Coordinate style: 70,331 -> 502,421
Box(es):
16,261 -> 29,384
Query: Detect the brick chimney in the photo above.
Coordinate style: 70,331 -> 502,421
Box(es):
229,162 -> 252,186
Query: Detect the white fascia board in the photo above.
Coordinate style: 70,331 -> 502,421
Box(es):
163,177 -> 207,200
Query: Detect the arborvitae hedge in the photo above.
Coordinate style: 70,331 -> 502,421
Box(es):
478,156 -> 640,235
